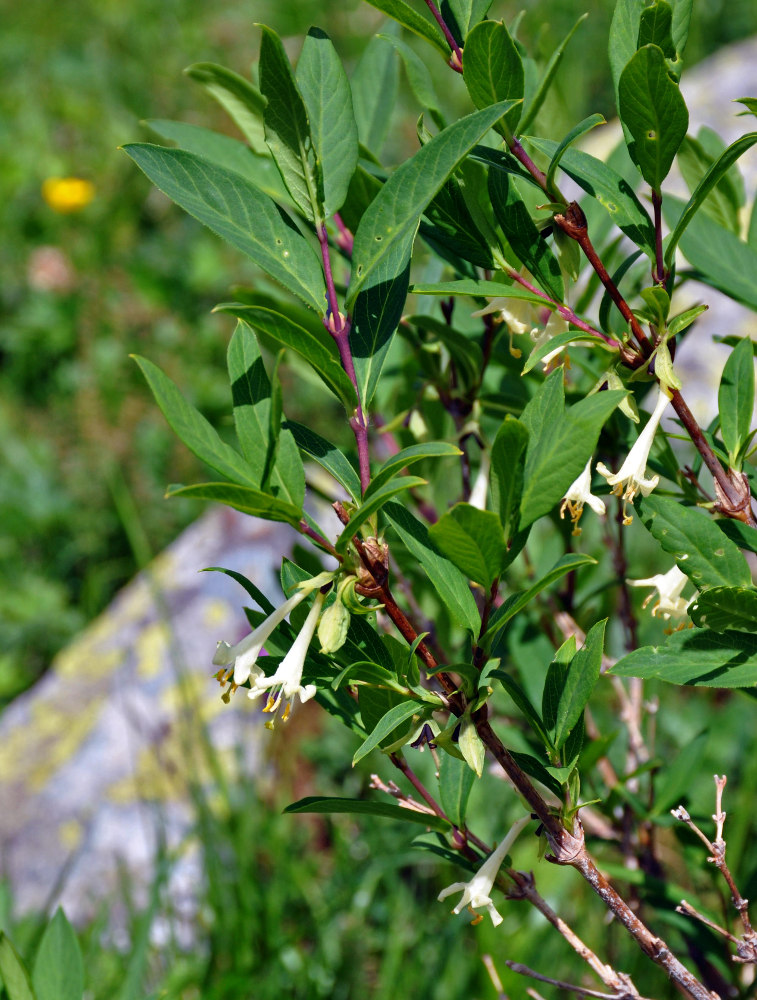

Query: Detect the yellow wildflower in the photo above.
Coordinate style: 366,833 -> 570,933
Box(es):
42,177 -> 95,214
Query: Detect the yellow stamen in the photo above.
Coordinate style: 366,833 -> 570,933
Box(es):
281,702 -> 291,723
263,693 -> 277,713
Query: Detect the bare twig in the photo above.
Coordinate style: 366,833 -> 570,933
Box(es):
506,962 -> 651,1000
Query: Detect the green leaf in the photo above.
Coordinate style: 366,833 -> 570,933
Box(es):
285,420 -> 362,501
353,701 -> 426,763
666,198 -> 757,310
542,636 -> 575,731
258,26 -> 323,222
675,134 -> 742,236
216,305 -> 356,410
546,114 -> 606,193
439,752 -> 476,827
296,28 -> 359,218
490,416 -> 529,544
429,504 -> 505,589
365,441 -> 462,500
524,138 -> 656,259
488,171 -> 563,300
227,323 -> 304,507
482,554 -> 596,647
509,750 -> 563,797
618,44 -> 688,191
122,144 -> 327,313
347,102 -> 517,307
0,935 -> 35,1000
609,0 -> 691,109
384,502 -> 481,635
689,587 -> 757,633
350,264 -> 412,408
285,795 -> 449,831
522,330 -> 615,374
716,519 -> 757,556
204,566 -> 276,615
611,629 -> 757,687
458,713 -> 486,777
336,477 -> 427,555
719,335 -> 755,467
422,178 -> 495,270
519,372 -> 625,528
491,669 -> 552,749
410,278 -> 546,306
442,0 -> 493,43
32,909 -> 83,1000
650,730 -> 708,816
638,1 -> 676,59
378,37 -> 443,123
519,14 -> 587,135
553,620 -> 606,751
331,659 -> 401,691
143,119 -> 290,204
184,62 -> 267,153
132,355 -> 256,486
362,1 -> 448,57
166,482 -> 302,526
636,495 -> 752,590
665,132 -> 757,268
351,32 -> 400,154
462,20 -> 523,134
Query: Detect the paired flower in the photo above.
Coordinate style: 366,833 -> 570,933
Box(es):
472,296 -> 568,370
560,459 -> 606,535
438,815 -> 531,926
213,571 -> 335,713
596,387 -> 671,525
628,564 -> 693,621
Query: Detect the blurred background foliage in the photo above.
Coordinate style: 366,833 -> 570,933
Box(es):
3,0 -> 757,997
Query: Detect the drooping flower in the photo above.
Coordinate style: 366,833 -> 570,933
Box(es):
213,571 -> 334,697
560,459 -> 606,535
596,387 -> 671,524
472,297 -> 539,358
530,310 -> 570,371
628,564 -> 692,621
41,177 -> 95,213
248,590 -> 327,724
438,815 -> 531,926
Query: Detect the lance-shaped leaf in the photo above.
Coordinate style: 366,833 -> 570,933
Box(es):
546,113 -> 606,193
519,371 -> 625,528
442,0 -> 493,44
481,553 -> 596,647
520,14 -> 588,134
439,752 -> 476,827
132,355 -> 257,486
611,628 -> 757,688
665,132 -> 757,270
618,44 -> 688,191
462,20 -> 523,134
0,935 -> 35,1000
384,502 -> 481,635
122,144 -> 326,313
365,441 -> 462,499
410,278 -> 546,306
689,586 -> 757,634
429,504 -> 506,589
488,171 -> 563,300
335,477 -> 427,555
285,795 -> 449,831
523,330 -> 614,374
362,0 -> 448,56
351,32 -> 401,154
525,137 -> 656,259
491,416 -> 529,557
217,304 -> 356,410
350,264 -> 411,408
347,102 -> 516,307
285,420 -> 362,501
636,494 -> 752,590
228,322 -> 304,507
553,619 -> 606,751
296,28 -> 358,218
185,62 -> 267,153
32,909 -> 83,1000
143,119 -> 290,204
719,336 -> 755,467
353,700 -> 427,763
258,26 -> 323,222
166,482 -> 302,526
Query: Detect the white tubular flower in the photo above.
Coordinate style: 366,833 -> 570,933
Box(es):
438,815 -> 531,927
248,590 -> 327,724
596,387 -> 671,525
213,571 -> 334,694
531,310 -> 569,371
560,459 -> 606,536
628,564 -> 692,621
468,451 -> 491,511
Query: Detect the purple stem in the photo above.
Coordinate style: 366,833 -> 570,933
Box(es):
507,268 -> 618,347
423,0 -> 464,69
509,137 -> 550,191
317,223 -> 371,494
